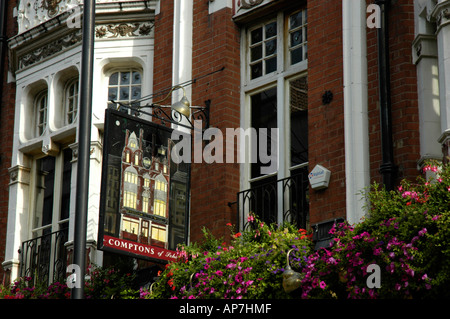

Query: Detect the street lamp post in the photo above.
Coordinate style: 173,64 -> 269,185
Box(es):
71,0 -> 96,299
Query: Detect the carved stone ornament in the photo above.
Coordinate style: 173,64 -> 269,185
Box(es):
95,22 -> 154,38
17,28 -> 82,69
42,0 -> 63,16
239,0 -> 264,9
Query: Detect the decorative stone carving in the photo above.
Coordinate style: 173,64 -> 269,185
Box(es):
8,165 -> 31,186
17,0 -> 80,33
17,1 -> 155,34
17,28 -> 82,69
240,0 -> 264,9
42,0 -> 64,17
95,22 -> 154,39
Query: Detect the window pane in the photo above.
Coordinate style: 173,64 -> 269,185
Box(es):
36,91 -> 47,136
251,45 -> 262,62
265,57 -> 277,74
289,10 -> 307,66
132,71 -> 141,84
109,72 -> 118,85
291,47 -> 303,65
108,87 -> 118,101
290,77 -> 308,166
251,87 -> 277,179
265,39 -> 277,56
251,62 -> 263,80
291,30 -> 302,47
131,86 -> 141,100
60,148 -> 72,221
120,87 -> 130,100
120,71 -> 130,85
34,156 -> 56,230
251,27 -> 262,44
265,21 -> 277,38
290,11 -> 302,29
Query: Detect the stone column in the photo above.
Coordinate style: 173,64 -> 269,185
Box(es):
432,1 -> 450,160
413,1 -> 442,167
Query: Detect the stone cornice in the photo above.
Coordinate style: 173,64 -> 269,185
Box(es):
9,1 -> 155,72
430,0 -> 450,33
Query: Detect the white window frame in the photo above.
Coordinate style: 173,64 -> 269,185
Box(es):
29,147 -> 73,238
240,8 -> 308,224
106,68 -> 143,112
35,90 -> 48,137
64,78 -> 79,125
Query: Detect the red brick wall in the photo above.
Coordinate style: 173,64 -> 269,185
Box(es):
367,1 -> 420,186
0,0 -> 18,283
153,0 -> 174,99
307,0 -> 346,225
153,1 -> 241,244
189,2 -> 241,243
153,0 -> 420,241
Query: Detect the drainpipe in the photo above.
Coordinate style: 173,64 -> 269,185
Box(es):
172,0 -> 193,134
375,0 -> 397,191
342,0 -> 370,224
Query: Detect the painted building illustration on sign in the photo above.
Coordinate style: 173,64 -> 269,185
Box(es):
119,128 -> 170,249
99,109 -> 189,262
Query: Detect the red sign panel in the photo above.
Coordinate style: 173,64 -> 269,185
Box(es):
102,235 -> 178,262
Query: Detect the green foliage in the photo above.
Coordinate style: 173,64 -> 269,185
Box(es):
149,215 -> 315,299
2,161 -> 450,299
84,265 -> 138,299
150,161 -> 450,299
0,265 -> 138,299
0,276 -> 70,299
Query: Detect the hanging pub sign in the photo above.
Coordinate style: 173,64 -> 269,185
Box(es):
98,108 -> 190,263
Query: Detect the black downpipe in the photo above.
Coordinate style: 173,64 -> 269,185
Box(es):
375,0 -> 397,191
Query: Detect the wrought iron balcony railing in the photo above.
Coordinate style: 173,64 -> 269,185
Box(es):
236,167 -> 309,231
18,228 -> 69,286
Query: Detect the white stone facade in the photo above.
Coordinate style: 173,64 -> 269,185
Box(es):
2,0 -> 157,282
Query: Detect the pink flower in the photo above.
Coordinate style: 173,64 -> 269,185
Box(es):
319,281 -> 326,289
215,270 -> 223,277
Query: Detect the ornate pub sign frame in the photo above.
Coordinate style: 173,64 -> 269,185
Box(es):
98,108 -> 190,263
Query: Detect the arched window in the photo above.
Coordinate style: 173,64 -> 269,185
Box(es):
35,90 -> 48,137
65,78 -> 79,125
107,70 -> 142,112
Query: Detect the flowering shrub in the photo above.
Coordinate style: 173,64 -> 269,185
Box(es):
0,265 -> 138,299
0,276 -> 70,299
149,217 -> 315,299
150,161 -> 450,299
2,161 -> 450,299
84,264 -> 138,299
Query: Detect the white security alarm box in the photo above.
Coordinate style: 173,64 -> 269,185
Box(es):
308,165 -> 331,190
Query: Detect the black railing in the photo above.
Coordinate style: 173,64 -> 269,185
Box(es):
237,167 -> 309,231
19,228 -> 69,286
